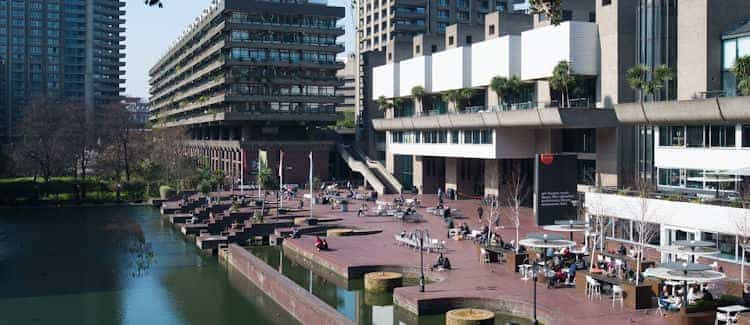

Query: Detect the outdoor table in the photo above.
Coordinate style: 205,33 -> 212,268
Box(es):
717,305 -> 750,324
519,264 -> 532,280
482,245 -> 504,263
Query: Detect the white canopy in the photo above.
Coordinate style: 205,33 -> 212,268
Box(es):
643,267 -> 725,283
518,238 -> 577,249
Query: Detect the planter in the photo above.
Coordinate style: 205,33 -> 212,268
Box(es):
445,308 -> 494,325
504,250 -> 527,274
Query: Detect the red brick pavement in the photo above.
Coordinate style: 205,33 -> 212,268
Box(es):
284,194 -> 674,325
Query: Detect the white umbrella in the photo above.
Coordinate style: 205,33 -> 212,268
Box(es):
644,262 -> 725,306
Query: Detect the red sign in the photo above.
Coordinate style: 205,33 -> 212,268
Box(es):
540,153 -> 554,165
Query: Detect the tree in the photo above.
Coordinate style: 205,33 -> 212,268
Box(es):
411,85 -> 425,114
549,61 -> 577,107
627,176 -> 659,285
98,102 -> 147,183
13,99 -> 77,182
442,88 -> 474,112
500,167 -> 530,253
145,0 -> 163,7
529,0 -> 563,26
626,64 -> 674,102
733,56 -> 750,96
490,75 -> 522,107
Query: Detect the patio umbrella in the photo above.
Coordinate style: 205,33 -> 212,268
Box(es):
644,262 -> 725,308
671,240 -> 717,263
544,220 -> 587,241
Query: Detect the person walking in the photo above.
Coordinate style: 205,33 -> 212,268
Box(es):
476,205 -> 484,222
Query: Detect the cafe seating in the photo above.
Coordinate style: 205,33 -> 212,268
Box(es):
586,275 -> 601,299
480,248 -> 490,264
612,285 -> 624,308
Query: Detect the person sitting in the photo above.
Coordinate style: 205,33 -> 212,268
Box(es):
442,257 -> 452,270
431,253 -> 446,271
567,263 -> 577,284
315,236 -> 324,251
321,239 -> 329,250
702,288 -> 714,301
290,227 -> 300,239
617,243 -> 627,256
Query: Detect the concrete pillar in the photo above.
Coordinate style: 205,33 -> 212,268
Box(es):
535,80 -> 551,105
385,145 -> 395,174
413,156 -> 424,195
486,89 -> 499,110
445,158 -> 458,193
596,127 -> 619,187
484,159 -> 501,197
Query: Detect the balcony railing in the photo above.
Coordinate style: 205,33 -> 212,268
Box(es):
402,98 -> 596,119
591,186 -> 746,209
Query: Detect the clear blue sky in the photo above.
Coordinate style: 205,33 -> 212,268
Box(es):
124,0 -> 354,99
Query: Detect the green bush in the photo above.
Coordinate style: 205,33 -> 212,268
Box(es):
159,185 -> 176,200
0,178 -> 105,202
122,181 -> 146,201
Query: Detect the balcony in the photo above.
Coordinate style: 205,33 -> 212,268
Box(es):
372,62 -> 399,99
521,21 -> 598,80
432,46 -> 471,92
398,55 -> 431,95
372,105 -> 617,131
615,96 -> 750,125
470,35 -> 521,87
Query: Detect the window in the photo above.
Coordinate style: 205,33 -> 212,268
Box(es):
450,130 -> 459,144
465,35 -> 472,44
710,125 -> 735,147
463,129 -> 492,144
415,45 -> 420,54
743,125 -> 750,147
659,126 -> 685,146
489,24 -> 495,35
589,12 -> 596,22
602,0 -> 612,5
686,126 -> 704,147
658,168 -> 681,187
561,10 -> 572,22
431,44 -> 437,52
448,36 -> 454,46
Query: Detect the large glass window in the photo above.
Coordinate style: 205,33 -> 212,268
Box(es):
710,125 -> 736,147
686,126 -> 704,147
658,168 -> 681,186
659,126 -> 685,146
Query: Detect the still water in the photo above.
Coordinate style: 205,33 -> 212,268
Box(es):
248,245 -> 533,325
0,206 -> 296,325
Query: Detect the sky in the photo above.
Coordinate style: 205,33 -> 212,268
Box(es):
123,0 -> 355,99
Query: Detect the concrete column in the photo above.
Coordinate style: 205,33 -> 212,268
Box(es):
486,89 -> 499,110
596,127 -> 619,187
413,156 -> 424,195
484,159 -> 501,197
385,145 -> 395,174
445,158 -> 458,192
535,80 -> 551,105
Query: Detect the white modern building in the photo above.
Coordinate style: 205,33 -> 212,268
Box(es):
370,0 -> 750,269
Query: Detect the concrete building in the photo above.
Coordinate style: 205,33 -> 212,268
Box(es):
336,53 -> 356,113
0,0 -> 126,143
148,0 -> 345,185
122,96 -> 149,129
370,0 -> 616,197
583,0 -> 750,268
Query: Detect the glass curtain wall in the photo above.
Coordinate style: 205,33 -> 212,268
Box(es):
634,0 -> 677,182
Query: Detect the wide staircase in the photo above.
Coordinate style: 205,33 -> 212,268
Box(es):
336,144 -> 402,195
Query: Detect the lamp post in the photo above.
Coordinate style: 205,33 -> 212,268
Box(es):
531,263 -> 539,325
415,229 -> 426,292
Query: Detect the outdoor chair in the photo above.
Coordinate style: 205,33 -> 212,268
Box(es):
585,275 -> 601,299
480,248 -> 490,264
612,285 -> 624,308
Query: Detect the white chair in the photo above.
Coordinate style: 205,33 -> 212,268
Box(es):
585,275 -> 601,299
612,285 -> 624,308
480,248 -> 490,263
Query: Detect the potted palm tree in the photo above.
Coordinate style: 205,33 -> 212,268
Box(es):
549,61 -> 577,108
626,64 -> 673,102
490,75 -> 522,110
411,85 -> 425,115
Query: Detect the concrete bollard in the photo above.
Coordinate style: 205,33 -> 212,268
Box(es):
326,228 -> 354,237
364,271 -> 403,293
445,308 -> 495,325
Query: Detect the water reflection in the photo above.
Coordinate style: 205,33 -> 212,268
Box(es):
248,245 -> 534,325
0,206 -> 294,325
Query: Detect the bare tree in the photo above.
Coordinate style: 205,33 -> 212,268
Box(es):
500,167 -> 530,253
627,176 -> 659,285
734,180 -> 750,283
13,99 -> 76,182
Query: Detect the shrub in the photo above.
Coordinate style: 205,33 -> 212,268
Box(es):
253,211 -> 264,224
159,185 -> 176,200
122,181 -> 146,201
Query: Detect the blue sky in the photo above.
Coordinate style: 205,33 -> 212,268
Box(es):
124,0 -> 355,99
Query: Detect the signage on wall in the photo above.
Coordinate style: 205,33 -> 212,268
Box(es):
534,153 -> 578,226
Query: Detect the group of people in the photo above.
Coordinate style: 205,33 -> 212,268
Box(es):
314,236 -> 329,251
431,253 -> 452,271
659,285 -> 713,311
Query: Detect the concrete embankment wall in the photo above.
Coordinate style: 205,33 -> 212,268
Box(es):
227,244 -> 353,325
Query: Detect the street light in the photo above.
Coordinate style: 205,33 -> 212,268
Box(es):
531,262 -> 539,325
414,229 -> 426,292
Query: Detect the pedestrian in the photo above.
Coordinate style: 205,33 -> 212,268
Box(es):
437,187 -> 444,205
477,205 -> 484,222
